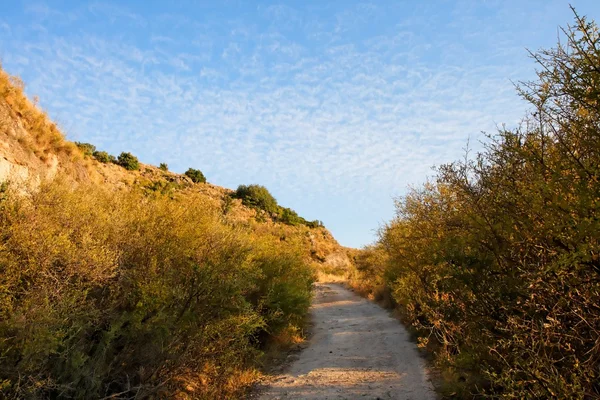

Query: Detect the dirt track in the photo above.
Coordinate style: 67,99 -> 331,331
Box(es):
257,283 -> 436,400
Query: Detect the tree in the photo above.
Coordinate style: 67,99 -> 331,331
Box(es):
185,168 -> 206,183
92,150 -> 116,164
159,163 -> 168,171
117,152 -> 140,170
234,184 -> 278,214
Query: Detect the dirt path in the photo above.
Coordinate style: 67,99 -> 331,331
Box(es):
257,283 -> 436,400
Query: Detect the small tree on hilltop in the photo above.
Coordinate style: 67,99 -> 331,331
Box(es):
234,184 -> 278,214
117,152 -> 140,171
185,168 -> 206,183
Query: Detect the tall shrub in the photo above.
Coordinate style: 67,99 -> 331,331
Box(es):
368,11 -> 600,398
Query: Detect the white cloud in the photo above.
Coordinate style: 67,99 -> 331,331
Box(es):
1,0 -> 570,246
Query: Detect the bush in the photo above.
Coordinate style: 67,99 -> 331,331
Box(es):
234,185 -> 323,228
159,163 -> 168,171
234,184 -> 278,214
277,206 -> 303,226
305,220 -> 323,229
75,142 -> 96,156
351,11 -> 600,398
185,168 -> 206,183
117,152 -> 140,170
0,179 -> 313,399
92,150 -> 115,164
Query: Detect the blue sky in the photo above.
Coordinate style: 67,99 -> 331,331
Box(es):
1,1 -> 598,248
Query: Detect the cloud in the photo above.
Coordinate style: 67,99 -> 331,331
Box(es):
0,0 -> 559,246
87,2 -> 146,26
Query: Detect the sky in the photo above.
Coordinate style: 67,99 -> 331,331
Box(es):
1,0 -> 598,248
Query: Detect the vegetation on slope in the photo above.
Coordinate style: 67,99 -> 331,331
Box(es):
349,11 -> 600,399
0,180 -> 314,398
0,68 -> 76,162
185,168 -> 206,183
0,64 -> 345,398
234,184 -> 324,228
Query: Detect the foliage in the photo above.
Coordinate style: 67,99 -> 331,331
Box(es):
234,185 -> 322,228
75,142 -> 96,156
234,184 -> 278,214
143,179 -> 181,195
159,162 -> 168,171
351,11 -> 600,399
185,168 -> 206,183
117,151 -> 140,170
0,179 -> 314,399
276,207 -> 323,228
92,150 -> 115,164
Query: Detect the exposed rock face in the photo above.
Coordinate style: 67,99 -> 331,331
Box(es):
0,156 -> 31,185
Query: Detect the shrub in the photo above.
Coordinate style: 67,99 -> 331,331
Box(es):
305,220 -> 323,229
0,179 -> 313,399
159,163 -> 168,171
185,168 -> 206,183
75,142 -> 96,156
234,185 -> 322,228
92,150 -> 115,164
351,11 -> 600,398
278,206 -> 303,226
117,152 -> 140,170
234,184 -> 278,214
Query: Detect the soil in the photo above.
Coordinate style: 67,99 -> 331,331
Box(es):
255,283 -> 436,400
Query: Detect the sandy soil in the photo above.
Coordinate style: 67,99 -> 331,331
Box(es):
256,283 -> 436,400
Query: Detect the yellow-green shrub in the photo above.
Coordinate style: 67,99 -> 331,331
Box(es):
354,11 -> 600,399
0,178 -> 313,398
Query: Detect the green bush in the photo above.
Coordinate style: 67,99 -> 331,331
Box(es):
248,249 -> 314,332
278,206 -> 303,226
75,142 -> 96,156
92,150 -> 115,164
117,152 -> 140,170
234,185 -> 323,228
234,184 -> 278,214
277,208 -> 323,228
185,168 -> 206,183
159,163 -> 168,171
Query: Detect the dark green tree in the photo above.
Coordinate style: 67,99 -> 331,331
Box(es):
234,184 -> 278,214
92,150 -> 116,164
117,152 -> 140,170
185,168 -> 206,183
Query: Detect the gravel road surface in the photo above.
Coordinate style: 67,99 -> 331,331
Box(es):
257,283 -> 436,400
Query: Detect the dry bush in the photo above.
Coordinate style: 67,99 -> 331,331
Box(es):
0,178 -> 314,399
351,11 -> 600,399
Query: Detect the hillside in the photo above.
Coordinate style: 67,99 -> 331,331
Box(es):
0,65 -> 350,270
0,64 -> 351,399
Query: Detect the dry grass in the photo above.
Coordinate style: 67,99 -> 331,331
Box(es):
0,65 -> 78,161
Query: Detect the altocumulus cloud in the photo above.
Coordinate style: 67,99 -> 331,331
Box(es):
1,0 -> 597,247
